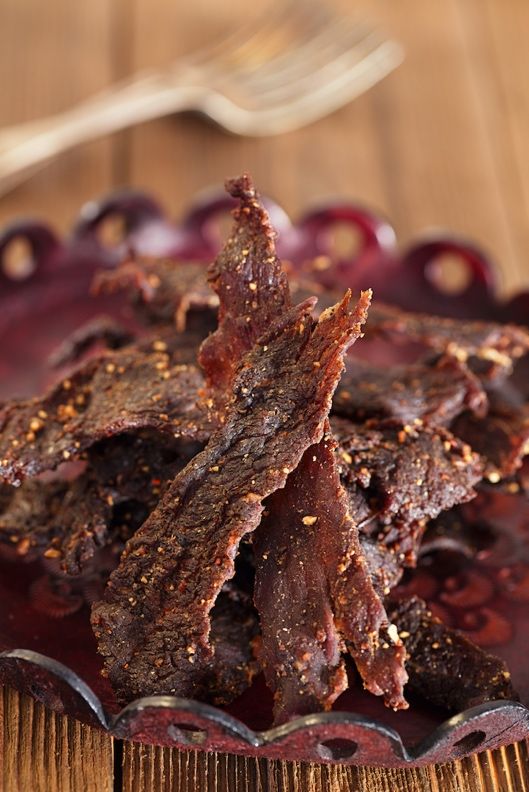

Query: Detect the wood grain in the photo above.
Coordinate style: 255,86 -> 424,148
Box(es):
120,738 -> 529,792
1,687 -> 114,792
0,0 -> 116,233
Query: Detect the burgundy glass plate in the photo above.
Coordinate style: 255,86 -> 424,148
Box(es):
1,187 -> 529,768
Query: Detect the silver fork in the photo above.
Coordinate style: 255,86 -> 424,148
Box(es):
0,1 -> 402,197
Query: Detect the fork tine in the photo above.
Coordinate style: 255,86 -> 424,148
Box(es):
247,28 -> 393,102
235,39 -> 404,134
182,0 -> 329,74
227,17 -> 374,92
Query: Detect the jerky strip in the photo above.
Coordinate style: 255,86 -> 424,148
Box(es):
332,417 -> 483,565
333,354 -> 486,425
0,348 -> 209,485
388,596 -> 516,711
369,302 -> 529,381
94,258 -> 218,331
255,429 -> 407,722
91,291 -> 370,702
254,435 -> 347,722
48,315 -> 133,369
199,174 -> 291,405
453,397 -> 529,482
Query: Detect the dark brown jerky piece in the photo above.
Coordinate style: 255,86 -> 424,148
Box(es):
369,302 -> 529,381
48,316 -> 133,369
94,257 -> 218,331
0,348 -> 210,485
359,536 -> 404,597
332,417 -> 483,565
0,432 -> 198,574
0,478 -> 70,560
255,429 -> 407,721
254,435 -> 347,722
453,396 -> 529,482
199,174 -> 291,406
333,354 -> 486,425
388,596 -> 516,711
206,583 -> 260,706
91,292 -> 370,702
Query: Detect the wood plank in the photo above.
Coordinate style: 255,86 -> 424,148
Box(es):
1,686 -> 114,792
457,0 -> 529,294
0,0 -> 116,233
121,742 -> 529,792
354,0 -> 519,293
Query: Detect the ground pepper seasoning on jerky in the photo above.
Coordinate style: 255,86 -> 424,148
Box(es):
0,347 -> 209,485
91,292 -> 370,701
201,176 -> 407,717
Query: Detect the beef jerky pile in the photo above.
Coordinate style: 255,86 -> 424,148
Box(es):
1,175 -> 528,724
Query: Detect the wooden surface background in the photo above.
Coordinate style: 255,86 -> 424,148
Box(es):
1,0 -> 529,790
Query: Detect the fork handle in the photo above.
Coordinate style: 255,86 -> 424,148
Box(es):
0,71 -> 205,196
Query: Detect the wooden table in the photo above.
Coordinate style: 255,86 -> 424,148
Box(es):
1,0 -> 529,789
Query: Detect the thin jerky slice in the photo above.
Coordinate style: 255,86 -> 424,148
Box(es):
333,354 -> 486,425
255,428 -> 407,722
94,257 -> 218,331
48,315 -> 133,369
332,417 -> 483,565
0,347 -> 209,485
369,302 -> 529,381
199,174 -> 291,406
91,291 -> 370,702
388,596 -> 516,711
254,435 -> 347,722
453,396 -> 529,482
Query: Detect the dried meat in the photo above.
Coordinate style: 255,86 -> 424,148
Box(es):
206,583 -> 260,705
453,393 -> 529,482
91,291 -> 370,702
255,428 -> 408,721
199,175 -> 291,407
0,432 -> 198,574
333,354 -> 486,425
332,417 -> 483,566
0,347 -> 210,485
388,596 -> 516,711
369,302 -> 529,381
48,315 -> 133,369
94,257 -> 218,332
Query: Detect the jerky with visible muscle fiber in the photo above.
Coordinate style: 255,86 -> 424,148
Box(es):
91,291 -> 370,702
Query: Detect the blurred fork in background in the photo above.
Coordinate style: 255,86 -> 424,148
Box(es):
0,1 -> 402,197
